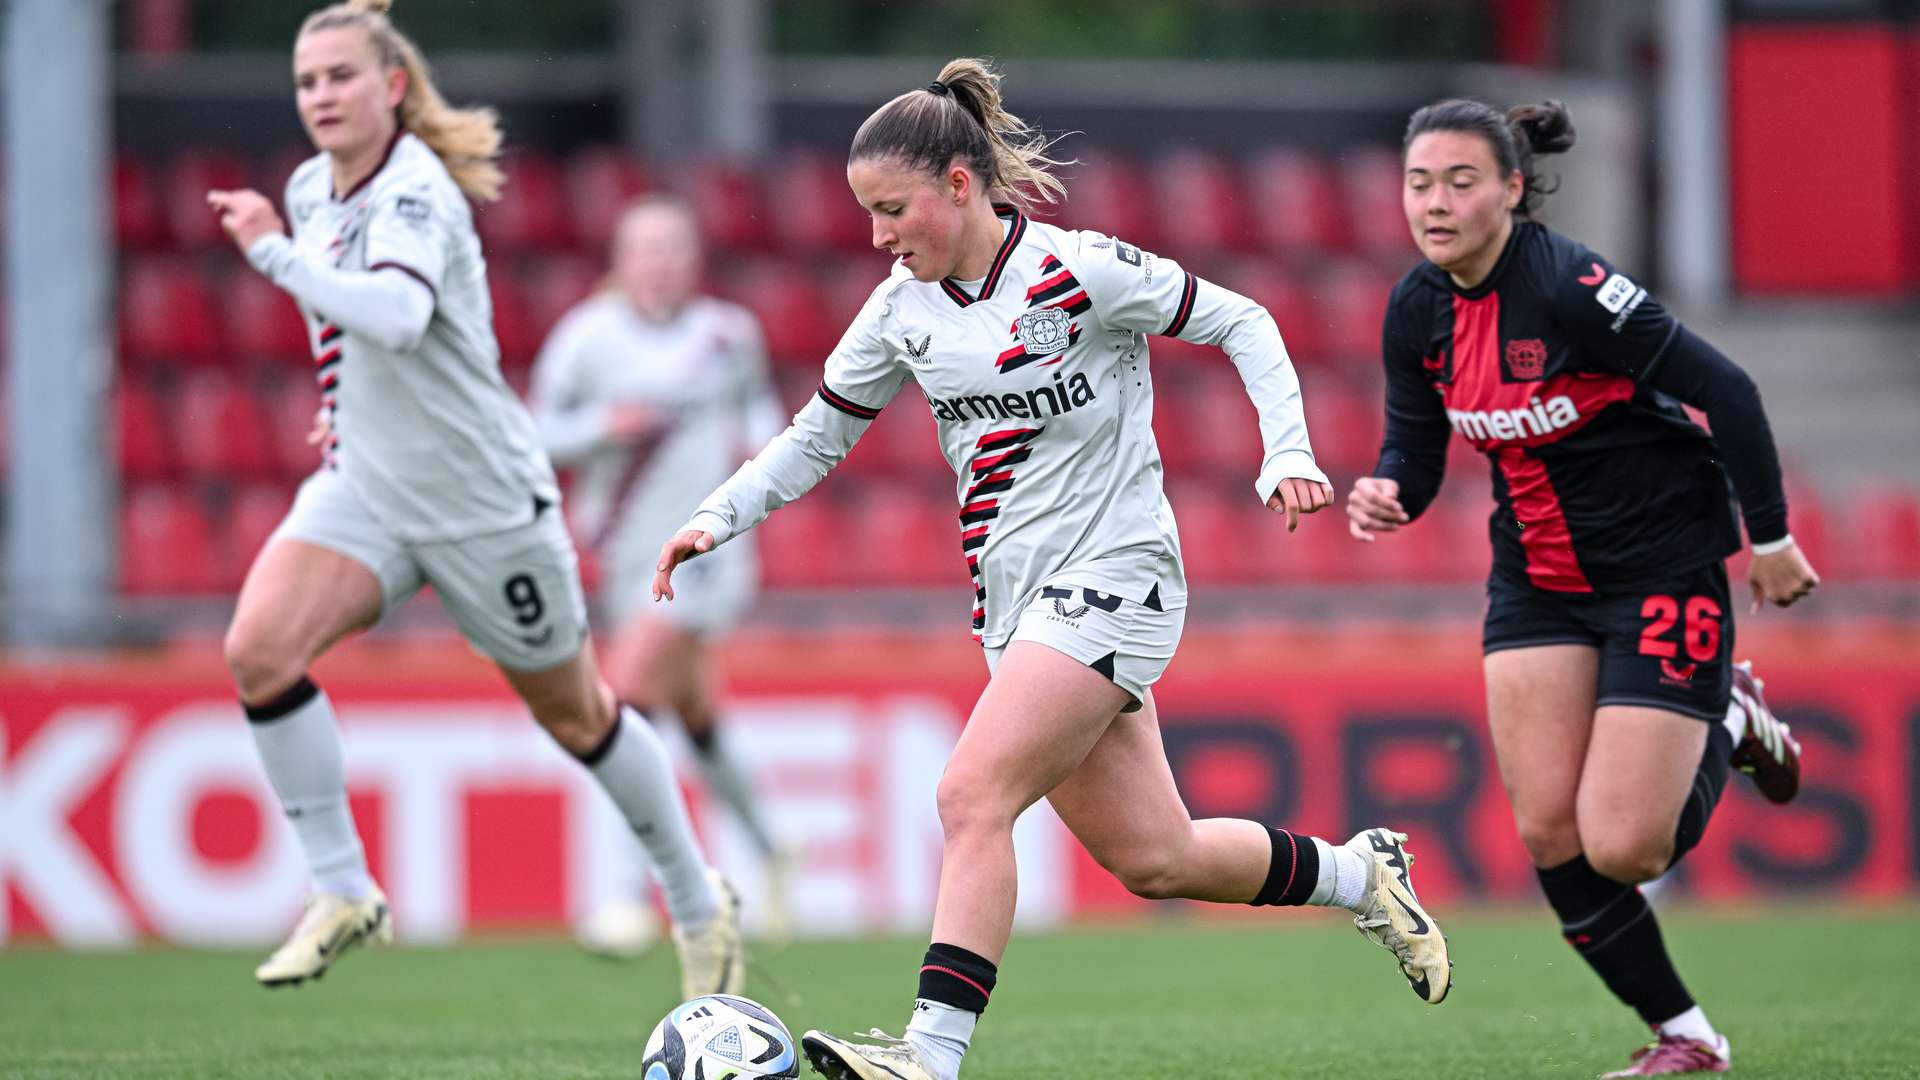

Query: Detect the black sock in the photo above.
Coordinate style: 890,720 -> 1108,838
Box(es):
1249,827 -> 1321,907
1668,723 -> 1733,870
917,942 -> 997,1014
1537,855 -> 1693,1025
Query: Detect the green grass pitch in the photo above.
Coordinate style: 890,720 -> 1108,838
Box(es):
4,904 -> 1917,1078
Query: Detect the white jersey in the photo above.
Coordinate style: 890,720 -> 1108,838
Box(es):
254,132 -> 558,542
528,293 -> 783,567
686,209 -> 1327,646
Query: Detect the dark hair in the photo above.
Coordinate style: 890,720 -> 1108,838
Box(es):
1403,98 -> 1576,218
848,57 -> 1068,213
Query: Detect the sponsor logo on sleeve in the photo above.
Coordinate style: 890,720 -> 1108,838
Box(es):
1594,272 -> 1640,314
1114,240 -> 1142,266
394,195 -> 431,225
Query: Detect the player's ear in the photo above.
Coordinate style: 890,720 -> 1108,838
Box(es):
1504,169 -> 1524,212
945,159 -> 973,205
386,65 -> 408,111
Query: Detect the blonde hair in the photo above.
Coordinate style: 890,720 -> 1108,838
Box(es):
848,57 -> 1069,214
299,0 -> 506,202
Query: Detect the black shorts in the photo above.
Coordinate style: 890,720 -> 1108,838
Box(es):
1483,562 -> 1735,721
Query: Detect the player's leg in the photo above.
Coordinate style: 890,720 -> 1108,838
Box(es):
227,472 -> 416,986
1572,565 -> 1744,1075
423,511 -> 738,997
804,635 -> 1130,1080
1045,690 -> 1450,1003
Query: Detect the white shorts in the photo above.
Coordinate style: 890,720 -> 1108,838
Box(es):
270,469 -> 589,671
603,533 -> 759,635
982,584 -> 1186,710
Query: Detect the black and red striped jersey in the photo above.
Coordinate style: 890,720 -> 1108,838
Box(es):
1374,221 -> 1784,593
687,207 -> 1326,644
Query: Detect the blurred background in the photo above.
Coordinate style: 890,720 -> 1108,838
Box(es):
3,0 -> 1917,949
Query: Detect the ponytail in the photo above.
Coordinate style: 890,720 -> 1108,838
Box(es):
849,57 -> 1069,213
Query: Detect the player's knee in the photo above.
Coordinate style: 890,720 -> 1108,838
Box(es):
1584,834 -> 1671,885
223,624 -> 305,705
1514,815 -> 1583,869
532,696 -> 614,758
934,769 -> 1015,841
1109,849 -> 1185,900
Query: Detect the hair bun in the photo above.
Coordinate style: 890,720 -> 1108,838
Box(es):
1508,99 -> 1576,155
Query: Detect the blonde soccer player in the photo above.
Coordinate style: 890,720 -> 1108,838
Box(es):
530,196 -> 794,954
209,0 -> 741,996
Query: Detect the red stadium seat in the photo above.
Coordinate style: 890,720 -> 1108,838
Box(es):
258,145 -> 315,203
1849,487 -> 1920,579
1221,260 -> 1325,366
1058,150 -> 1156,248
114,154 -> 169,251
115,377 -> 176,482
853,485 -> 962,587
1337,146 -> 1413,260
227,271 -> 310,365
119,257 -> 223,366
1313,260 -> 1393,360
120,485 -> 219,594
564,146 -> 651,249
1151,382 -> 1201,478
769,150 -> 868,255
755,494 -> 848,588
1302,378 -> 1381,477
727,259 -> 841,365
1244,147 -> 1348,257
222,483 -> 296,586
673,157 -> 771,255
175,370 -> 273,480
1170,487 -> 1256,583
489,267 -> 537,375
524,256 -> 602,344
476,150 -> 572,252
165,151 -> 251,250
262,371 -> 323,481
1150,147 -> 1250,258
1181,370 -> 1264,477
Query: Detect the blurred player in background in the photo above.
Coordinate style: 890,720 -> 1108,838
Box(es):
656,57 -> 1451,1080
530,195 -> 794,955
207,0 -> 741,998
1348,98 -> 1817,1076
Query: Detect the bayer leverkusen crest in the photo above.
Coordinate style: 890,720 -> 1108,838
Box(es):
1015,308 -> 1073,356
1504,338 -> 1547,381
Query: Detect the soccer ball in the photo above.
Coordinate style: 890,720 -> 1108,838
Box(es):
642,994 -> 799,1080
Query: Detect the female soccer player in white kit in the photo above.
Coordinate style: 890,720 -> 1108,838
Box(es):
530,196 -> 794,952
654,59 -> 1453,1080
206,0 -> 741,997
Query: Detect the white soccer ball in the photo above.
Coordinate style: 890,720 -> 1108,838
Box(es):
641,994 -> 799,1080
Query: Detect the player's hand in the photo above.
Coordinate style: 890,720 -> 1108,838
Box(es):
306,406 -> 332,449
1346,476 -> 1409,542
607,403 -> 660,443
1265,477 -> 1335,532
652,530 -> 714,602
206,188 -> 285,252
1748,541 -> 1819,612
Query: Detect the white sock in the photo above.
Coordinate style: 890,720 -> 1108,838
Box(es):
1721,697 -> 1747,746
691,726 -> 778,856
582,706 -> 717,926
1658,1005 -> 1720,1047
246,680 -> 374,900
1306,837 -> 1371,912
905,1000 -> 974,1080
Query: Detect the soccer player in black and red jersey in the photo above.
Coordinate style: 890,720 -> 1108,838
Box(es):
1347,98 -> 1819,1077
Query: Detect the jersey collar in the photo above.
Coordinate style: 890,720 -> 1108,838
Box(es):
333,128 -> 406,203
939,206 -> 1026,309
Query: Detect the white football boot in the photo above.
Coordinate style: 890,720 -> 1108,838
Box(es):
254,886 -> 392,988
672,869 -> 746,999
801,1028 -> 941,1080
1346,828 -> 1452,1004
